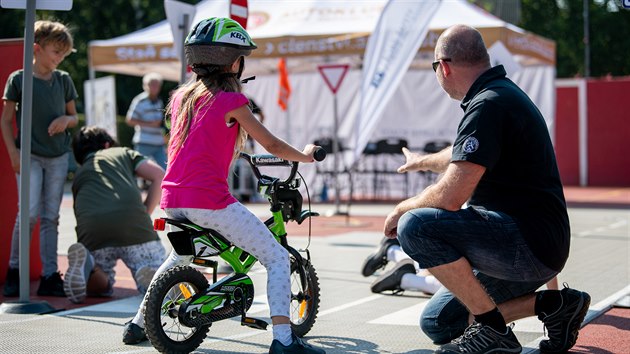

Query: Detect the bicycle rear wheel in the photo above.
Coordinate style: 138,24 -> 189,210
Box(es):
289,258 -> 320,337
143,265 -> 210,354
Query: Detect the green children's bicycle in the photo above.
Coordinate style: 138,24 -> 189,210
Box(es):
144,149 -> 326,353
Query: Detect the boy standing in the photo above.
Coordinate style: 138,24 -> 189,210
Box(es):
1,20 -> 78,297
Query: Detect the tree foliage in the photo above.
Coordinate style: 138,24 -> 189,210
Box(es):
477,0 -> 630,78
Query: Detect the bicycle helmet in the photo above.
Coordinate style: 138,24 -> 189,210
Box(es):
184,17 -> 257,69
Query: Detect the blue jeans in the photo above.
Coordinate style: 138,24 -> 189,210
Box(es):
134,143 -> 167,170
397,206 -> 558,344
9,153 -> 68,277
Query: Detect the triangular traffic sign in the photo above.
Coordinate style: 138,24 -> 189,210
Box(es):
318,64 -> 350,94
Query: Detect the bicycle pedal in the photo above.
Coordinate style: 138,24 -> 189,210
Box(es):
241,317 -> 268,330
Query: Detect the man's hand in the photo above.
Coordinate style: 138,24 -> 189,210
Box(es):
397,147 -> 425,173
383,209 -> 402,238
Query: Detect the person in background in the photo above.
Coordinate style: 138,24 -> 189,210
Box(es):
249,97 -> 265,124
361,237 -> 442,295
1,20 -> 78,297
126,72 -> 167,171
63,126 -> 166,304
383,24 -> 590,354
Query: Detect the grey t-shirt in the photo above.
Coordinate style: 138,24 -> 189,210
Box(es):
126,92 -> 165,146
3,70 -> 78,157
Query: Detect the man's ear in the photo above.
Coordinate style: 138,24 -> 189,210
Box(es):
442,61 -> 452,76
104,142 -> 111,149
231,57 -> 241,72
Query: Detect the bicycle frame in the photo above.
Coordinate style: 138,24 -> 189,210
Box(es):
153,151 -> 317,282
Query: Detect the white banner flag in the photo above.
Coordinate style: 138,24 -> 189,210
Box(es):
83,76 -> 117,139
351,0 -> 441,164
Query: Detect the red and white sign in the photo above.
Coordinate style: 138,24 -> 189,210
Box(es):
230,0 -> 248,29
317,64 -> 350,94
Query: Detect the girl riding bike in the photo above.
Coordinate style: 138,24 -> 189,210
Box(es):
122,17 -> 325,354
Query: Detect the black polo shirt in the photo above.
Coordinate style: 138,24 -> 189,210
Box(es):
451,65 -> 570,272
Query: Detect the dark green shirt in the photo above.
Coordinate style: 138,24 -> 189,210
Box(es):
451,65 -> 570,272
72,147 -> 159,251
3,70 -> 78,157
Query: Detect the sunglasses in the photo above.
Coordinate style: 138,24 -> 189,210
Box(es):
432,58 -> 452,72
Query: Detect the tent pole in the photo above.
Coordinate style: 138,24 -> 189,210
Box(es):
332,94 -> 341,214
88,44 -> 96,126
180,14 -> 189,84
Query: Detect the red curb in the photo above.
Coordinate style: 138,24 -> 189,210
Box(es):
573,307 -> 630,353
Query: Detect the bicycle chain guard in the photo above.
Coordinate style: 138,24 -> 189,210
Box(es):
178,273 -> 254,327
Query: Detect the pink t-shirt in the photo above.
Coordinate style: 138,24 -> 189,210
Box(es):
160,90 -> 249,210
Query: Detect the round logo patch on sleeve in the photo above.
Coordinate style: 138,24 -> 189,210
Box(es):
463,137 -> 479,153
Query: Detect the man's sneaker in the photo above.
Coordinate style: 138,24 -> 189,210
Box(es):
435,322 -> 522,354
269,333 -> 326,354
3,267 -> 19,297
63,243 -> 95,303
37,271 -> 65,297
122,320 -> 148,344
134,266 -> 157,294
361,237 -> 400,277
538,286 -> 591,353
370,259 -> 416,294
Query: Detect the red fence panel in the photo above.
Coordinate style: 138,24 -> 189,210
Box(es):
586,78 -> 630,186
0,39 -> 43,283
555,85 -> 580,186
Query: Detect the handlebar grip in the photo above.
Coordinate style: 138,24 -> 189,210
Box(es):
313,147 -> 327,162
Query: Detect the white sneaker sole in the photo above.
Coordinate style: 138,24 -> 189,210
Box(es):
64,243 -> 90,303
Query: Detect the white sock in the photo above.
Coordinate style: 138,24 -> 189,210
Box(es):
387,245 -> 408,263
273,323 -> 292,346
387,246 -> 421,272
400,273 -> 442,294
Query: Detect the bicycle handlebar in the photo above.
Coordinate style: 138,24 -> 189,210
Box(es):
313,147 -> 326,162
239,147 -> 326,187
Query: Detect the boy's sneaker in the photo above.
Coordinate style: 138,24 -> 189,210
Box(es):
269,333 -> 326,354
37,271 -> 65,297
3,267 -> 20,297
370,259 -> 416,293
134,266 -> 157,294
435,322 -> 522,354
63,243 -> 95,303
361,237 -> 400,276
122,320 -> 148,344
538,286 -> 591,353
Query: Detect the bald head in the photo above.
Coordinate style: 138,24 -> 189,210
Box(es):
436,25 -> 490,68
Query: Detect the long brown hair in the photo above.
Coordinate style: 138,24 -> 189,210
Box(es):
166,65 -> 248,163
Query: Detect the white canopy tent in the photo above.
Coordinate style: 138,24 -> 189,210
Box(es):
88,0 -> 556,200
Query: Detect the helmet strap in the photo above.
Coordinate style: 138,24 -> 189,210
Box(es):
241,76 -> 256,84
237,57 -> 245,79
192,64 -> 218,78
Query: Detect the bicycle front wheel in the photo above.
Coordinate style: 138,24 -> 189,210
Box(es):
143,265 -> 210,354
289,258 -> 320,337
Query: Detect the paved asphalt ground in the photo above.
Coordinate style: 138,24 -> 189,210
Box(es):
0,187 -> 628,353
